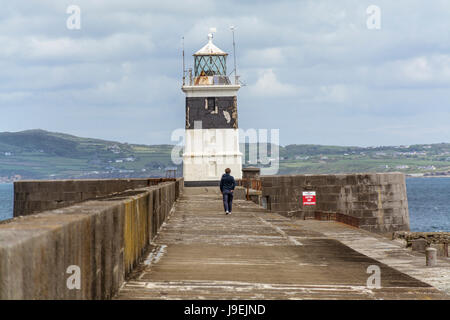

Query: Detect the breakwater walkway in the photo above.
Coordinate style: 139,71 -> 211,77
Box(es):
116,187 -> 450,300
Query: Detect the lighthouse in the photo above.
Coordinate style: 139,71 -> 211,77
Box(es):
182,31 -> 242,185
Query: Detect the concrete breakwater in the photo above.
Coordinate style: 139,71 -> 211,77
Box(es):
13,178 -> 179,217
3,173 -> 448,300
0,178 -> 183,299
116,186 -> 450,299
260,173 -> 410,234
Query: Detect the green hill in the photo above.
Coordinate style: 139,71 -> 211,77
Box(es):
0,129 -> 449,182
0,129 -> 176,180
277,142 -> 450,176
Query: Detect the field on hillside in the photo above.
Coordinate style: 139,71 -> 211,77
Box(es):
1,130 -> 449,181
0,130 -> 177,180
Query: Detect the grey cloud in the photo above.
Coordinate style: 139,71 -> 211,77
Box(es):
0,0 -> 449,146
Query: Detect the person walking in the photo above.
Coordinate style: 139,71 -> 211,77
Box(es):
220,168 -> 236,215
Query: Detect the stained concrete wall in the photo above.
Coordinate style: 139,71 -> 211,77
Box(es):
186,96 -> 238,129
183,129 -> 243,182
261,173 -> 410,234
13,178 -> 177,217
0,178 -> 183,299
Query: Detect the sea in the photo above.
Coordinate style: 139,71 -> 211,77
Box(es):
0,178 -> 449,231
0,183 -> 13,222
405,177 -> 450,232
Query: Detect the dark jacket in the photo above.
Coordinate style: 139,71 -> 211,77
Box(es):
220,173 -> 236,192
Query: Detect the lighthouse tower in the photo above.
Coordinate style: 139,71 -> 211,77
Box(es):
182,32 -> 242,185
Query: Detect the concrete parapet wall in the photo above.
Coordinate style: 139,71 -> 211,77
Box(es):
393,231 -> 449,257
0,178 -> 183,299
13,178 -> 178,217
261,173 -> 410,234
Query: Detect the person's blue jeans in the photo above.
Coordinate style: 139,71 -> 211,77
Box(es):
222,189 -> 233,212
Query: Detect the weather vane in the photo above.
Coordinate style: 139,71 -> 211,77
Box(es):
208,27 -> 216,41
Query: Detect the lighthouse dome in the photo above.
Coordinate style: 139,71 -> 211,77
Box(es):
193,33 -> 228,79
194,35 -> 228,56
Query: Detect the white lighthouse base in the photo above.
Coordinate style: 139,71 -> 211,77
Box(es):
183,128 -> 242,182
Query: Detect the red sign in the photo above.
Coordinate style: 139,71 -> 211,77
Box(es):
302,191 -> 316,206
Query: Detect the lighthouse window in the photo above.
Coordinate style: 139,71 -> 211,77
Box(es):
194,55 -> 227,76
207,97 -> 215,109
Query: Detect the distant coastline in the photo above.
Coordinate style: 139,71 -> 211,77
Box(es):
406,174 -> 450,178
1,130 -> 449,180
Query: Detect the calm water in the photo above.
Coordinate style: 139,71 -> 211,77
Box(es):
0,184 -> 13,221
406,177 -> 450,232
0,179 -> 449,231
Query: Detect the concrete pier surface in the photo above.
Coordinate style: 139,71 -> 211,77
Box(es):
116,187 -> 450,300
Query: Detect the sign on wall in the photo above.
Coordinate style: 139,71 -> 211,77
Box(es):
302,191 -> 316,206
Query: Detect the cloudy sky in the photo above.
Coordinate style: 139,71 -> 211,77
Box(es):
1,0 -> 450,146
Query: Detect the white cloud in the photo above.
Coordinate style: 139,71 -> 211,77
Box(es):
317,84 -> 350,103
249,69 -> 299,97
0,0 -> 450,146
0,34 -> 154,63
242,47 -> 286,66
398,55 -> 450,84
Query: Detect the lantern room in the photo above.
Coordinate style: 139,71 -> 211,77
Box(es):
192,33 -> 230,85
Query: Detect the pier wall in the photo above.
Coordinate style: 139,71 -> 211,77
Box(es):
393,231 -> 449,257
13,178 -> 177,217
261,173 -> 410,234
0,178 -> 183,299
